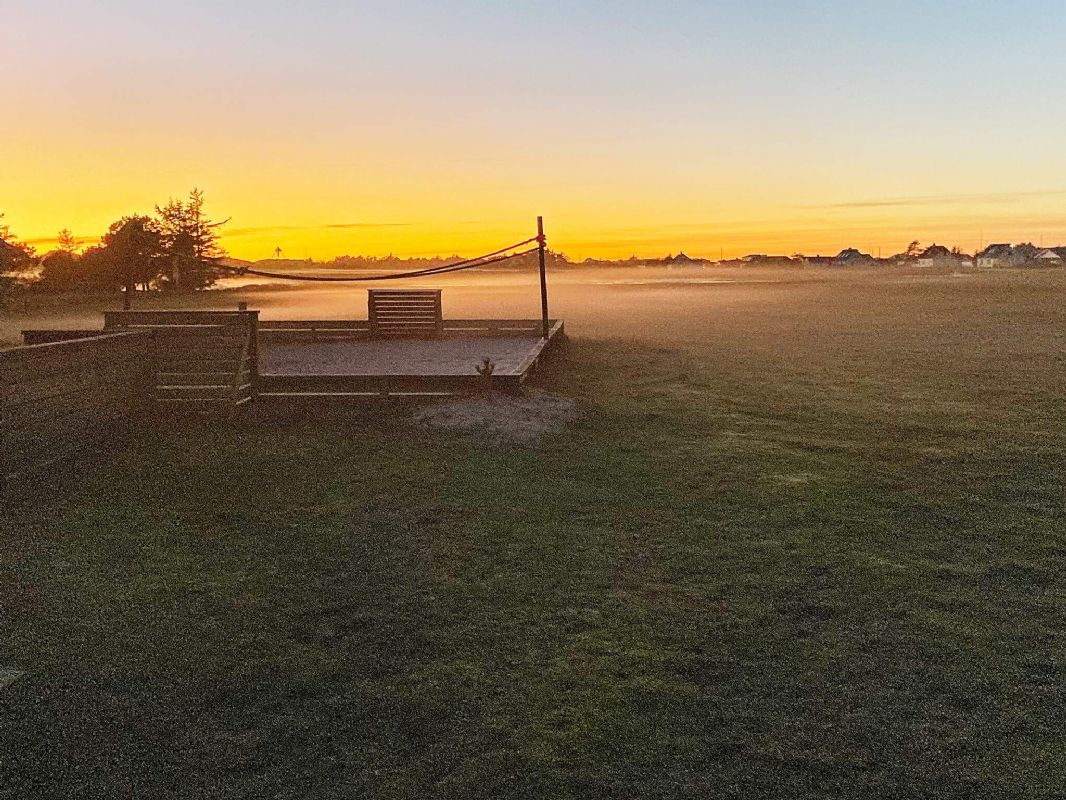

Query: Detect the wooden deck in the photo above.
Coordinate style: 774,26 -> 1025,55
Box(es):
15,316 -> 566,412
257,320 -> 564,399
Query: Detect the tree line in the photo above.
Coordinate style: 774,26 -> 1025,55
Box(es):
0,189 -> 228,295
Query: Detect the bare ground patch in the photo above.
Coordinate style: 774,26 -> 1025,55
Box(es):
412,390 -> 579,445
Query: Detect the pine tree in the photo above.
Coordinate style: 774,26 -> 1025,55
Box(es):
56,228 -> 79,254
155,188 -> 229,290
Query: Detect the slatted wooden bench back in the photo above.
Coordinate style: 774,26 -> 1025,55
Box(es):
368,289 -> 443,338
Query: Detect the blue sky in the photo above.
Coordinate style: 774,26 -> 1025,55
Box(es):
3,0 -> 1065,257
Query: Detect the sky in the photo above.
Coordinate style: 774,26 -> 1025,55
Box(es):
3,0 -> 1066,261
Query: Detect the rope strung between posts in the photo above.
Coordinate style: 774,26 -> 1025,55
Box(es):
205,236 -> 542,282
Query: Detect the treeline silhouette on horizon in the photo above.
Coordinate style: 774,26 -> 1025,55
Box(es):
1,189 -> 228,295
0,191 -> 578,295
3,196 -> 1063,297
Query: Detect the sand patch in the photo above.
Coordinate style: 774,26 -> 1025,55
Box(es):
413,390 -> 579,445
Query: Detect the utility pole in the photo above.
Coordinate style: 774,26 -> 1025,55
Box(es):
537,216 -> 549,339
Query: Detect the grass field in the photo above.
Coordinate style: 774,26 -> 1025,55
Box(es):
2,269 -> 1065,798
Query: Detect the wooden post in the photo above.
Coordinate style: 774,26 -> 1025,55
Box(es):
247,310 -> 259,388
537,216 -> 549,339
123,265 -> 133,310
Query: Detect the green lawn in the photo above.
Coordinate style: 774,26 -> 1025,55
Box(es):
2,272 -> 1065,798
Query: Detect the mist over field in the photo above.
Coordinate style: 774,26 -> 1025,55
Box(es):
7,264 -> 1065,348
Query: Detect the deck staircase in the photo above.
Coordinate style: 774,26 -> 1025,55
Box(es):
103,311 -> 257,418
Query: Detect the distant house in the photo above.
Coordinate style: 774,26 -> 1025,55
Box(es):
658,252 -> 710,269
1035,248 -> 1063,265
664,252 -> 704,268
976,244 -> 1017,269
741,254 -> 795,267
801,255 -> 835,268
832,248 -> 876,267
916,244 -> 953,268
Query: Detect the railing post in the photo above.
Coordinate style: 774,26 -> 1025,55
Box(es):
247,310 -> 260,389
537,216 -> 549,339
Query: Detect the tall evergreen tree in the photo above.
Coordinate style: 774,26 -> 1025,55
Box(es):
56,228 -> 79,254
155,188 -> 229,290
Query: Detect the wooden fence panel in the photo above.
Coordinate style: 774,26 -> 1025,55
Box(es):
104,310 -> 258,417
0,331 -> 153,498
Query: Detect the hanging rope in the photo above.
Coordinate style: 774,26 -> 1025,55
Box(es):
206,236 -> 541,283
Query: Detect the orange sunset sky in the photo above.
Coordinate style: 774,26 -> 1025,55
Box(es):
4,1 -> 1066,261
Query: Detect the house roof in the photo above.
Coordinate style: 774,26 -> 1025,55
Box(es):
919,244 -> 952,259
834,248 -> 873,261
977,243 -> 1012,258
1036,248 -> 1063,260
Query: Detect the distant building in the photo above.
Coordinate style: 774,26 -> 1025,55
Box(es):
1035,248 -> 1063,265
916,244 -> 952,268
801,255 -> 835,268
657,252 -> 710,269
832,248 -> 876,267
976,244 -> 1019,269
741,254 -> 795,267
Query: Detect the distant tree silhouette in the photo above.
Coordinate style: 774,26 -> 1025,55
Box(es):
104,216 -> 166,294
38,228 -> 83,289
39,250 -> 81,290
156,188 -> 229,290
49,215 -> 166,293
1014,242 -> 1039,261
56,228 -> 79,254
0,212 -> 35,295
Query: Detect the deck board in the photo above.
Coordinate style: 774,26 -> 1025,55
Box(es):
260,335 -> 545,377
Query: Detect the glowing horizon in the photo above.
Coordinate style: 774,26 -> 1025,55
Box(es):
5,1 -> 1066,262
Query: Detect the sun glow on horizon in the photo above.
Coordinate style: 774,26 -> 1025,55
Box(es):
4,1 -> 1066,262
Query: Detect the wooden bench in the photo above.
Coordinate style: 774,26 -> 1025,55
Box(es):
368,289 -> 443,338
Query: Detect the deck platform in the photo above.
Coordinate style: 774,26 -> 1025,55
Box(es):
257,319 -> 563,399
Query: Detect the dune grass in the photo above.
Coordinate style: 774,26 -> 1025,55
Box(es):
2,272 -> 1065,798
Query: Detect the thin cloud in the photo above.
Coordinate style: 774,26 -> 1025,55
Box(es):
23,236 -> 97,247
322,222 -> 410,230
808,190 -> 1066,210
226,222 -> 410,237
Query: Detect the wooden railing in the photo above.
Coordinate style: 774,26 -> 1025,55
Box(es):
104,310 -> 259,417
0,331 -> 153,498
258,319 -> 371,342
21,330 -> 109,346
258,318 -> 549,342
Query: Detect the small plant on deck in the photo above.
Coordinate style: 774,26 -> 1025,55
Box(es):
475,357 -> 495,391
